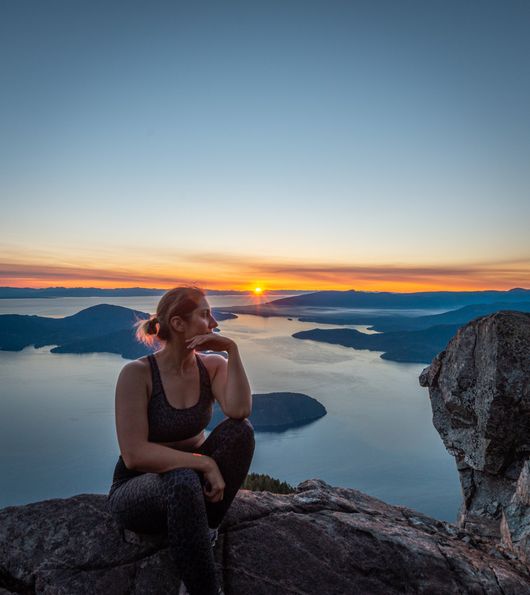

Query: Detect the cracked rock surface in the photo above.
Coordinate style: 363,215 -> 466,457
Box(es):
420,310 -> 530,564
1,479 -> 529,594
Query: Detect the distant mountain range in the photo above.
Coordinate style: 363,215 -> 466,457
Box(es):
0,287 -> 307,299
227,288 -> 528,315
0,287 -> 165,298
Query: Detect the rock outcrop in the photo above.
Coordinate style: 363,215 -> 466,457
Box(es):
1,479 -> 529,594
420,310 -> 530,563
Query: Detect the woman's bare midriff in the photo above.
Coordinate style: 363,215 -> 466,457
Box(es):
157,431 -> 206,453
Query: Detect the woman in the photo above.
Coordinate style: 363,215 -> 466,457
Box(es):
107,286 -> 255,595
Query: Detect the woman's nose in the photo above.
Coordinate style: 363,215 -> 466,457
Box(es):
209,317 -> 218,329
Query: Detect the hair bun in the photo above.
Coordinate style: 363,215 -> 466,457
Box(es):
146,317 -> 158,335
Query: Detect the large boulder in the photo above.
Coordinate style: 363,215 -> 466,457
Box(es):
1,480 -> 529,594
420,310 -> 530,562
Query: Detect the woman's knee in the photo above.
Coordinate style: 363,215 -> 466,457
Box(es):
222,417 -> 254,439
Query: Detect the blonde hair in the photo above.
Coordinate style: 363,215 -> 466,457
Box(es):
135,285 -> 205,347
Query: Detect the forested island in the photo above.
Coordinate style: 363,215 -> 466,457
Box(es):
209,392 -> 326,431
0,304 -> 235,355
293,325 -> 460,363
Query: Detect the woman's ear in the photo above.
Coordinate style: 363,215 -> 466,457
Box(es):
170,316 -> 186,333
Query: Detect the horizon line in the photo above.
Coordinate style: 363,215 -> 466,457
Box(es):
1,285 -> 529,295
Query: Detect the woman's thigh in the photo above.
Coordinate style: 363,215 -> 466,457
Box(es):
108,469 -> 205,534
108,472 -> 169,534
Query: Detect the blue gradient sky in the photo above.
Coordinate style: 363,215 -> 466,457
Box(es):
1,0 -> 529,290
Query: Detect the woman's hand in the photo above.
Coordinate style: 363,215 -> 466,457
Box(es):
202,457 -> 225,503
186,332 -> 236,353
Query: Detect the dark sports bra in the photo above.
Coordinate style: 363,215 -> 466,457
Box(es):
111,353 -> 215,486
147,353 -> 214,442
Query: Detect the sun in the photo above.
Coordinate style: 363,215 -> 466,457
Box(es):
253,287 -> 263,294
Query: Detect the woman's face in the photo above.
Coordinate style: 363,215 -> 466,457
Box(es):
183,297 -> 218,338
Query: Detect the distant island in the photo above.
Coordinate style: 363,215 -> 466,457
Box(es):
292,302 -> 530,363
293,325 -> 461,364
208,393 -> 327,431
0,304 -> 236,354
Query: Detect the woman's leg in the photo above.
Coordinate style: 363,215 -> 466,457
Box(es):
108,469 -> 219,595
197,417 -> 255,529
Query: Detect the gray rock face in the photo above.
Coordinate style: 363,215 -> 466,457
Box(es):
1,480 -> 529,594
420,311 -> 530,563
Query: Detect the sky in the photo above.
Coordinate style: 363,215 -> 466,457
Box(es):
1,0 -> 529,292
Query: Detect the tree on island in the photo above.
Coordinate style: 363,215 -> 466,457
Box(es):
243,473 -> 295,494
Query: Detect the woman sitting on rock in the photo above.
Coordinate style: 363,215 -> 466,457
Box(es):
107,286 -> 255,595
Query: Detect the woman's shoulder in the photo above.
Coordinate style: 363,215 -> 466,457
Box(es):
197,352 -> 226,377
118,356 -> 151,381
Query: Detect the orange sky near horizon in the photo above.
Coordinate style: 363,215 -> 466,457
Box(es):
2,257 -> 529,293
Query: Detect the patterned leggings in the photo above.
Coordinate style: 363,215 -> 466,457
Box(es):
107,418 -> 255,595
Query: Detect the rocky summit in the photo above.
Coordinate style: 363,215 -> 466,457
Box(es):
420,310 -> 530,564
1,310 -> 530,594
1,479 -> 529,594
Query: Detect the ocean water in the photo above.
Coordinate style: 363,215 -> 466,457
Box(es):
0,296 -> 461,521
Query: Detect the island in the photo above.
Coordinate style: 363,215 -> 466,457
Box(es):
0,304 -> 236,355
292,324 -> 462,363
208,392 -> 327,432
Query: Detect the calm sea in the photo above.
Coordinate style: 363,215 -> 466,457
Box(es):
0,295 -> 461,521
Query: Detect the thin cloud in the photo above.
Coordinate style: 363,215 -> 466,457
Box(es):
0,255 -> 529,290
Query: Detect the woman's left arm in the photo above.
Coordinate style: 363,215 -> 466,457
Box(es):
186,335 -> 252,418
219,342 -> 252,418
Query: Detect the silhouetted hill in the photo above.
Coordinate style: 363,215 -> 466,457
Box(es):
51,328 -> 152,359
0,305 -> 236,352
0,305 -> 149,351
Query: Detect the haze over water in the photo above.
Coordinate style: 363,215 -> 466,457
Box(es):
0,295 -> 461,522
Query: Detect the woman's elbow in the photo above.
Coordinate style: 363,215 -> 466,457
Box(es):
121,450 -> 139,470
233,408 -> 252,419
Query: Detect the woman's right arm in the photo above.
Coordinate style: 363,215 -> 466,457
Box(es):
115,361 -> 211,474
